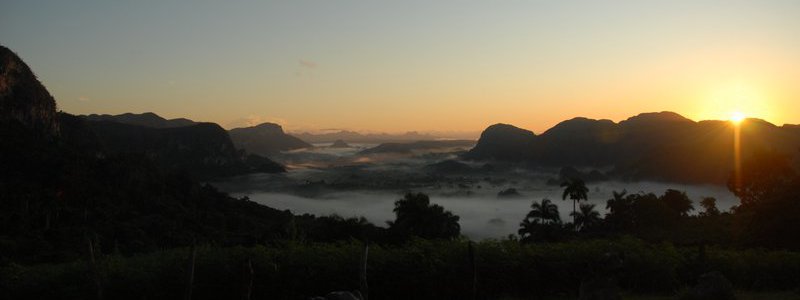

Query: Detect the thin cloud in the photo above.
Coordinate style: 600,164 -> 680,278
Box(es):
298,59 -> 317,69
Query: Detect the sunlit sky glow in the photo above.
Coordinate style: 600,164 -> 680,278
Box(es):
2,0 -> 798,134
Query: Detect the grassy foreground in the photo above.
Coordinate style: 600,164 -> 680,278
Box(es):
2,237 -> 798,299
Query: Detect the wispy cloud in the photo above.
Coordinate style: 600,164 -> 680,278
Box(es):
298,59 -> 317,69
78,96 -> 91,102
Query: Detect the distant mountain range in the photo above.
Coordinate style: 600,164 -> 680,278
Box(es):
83,112 -> 196,128
465,112 -> 800,184
293,130 -> 441,143
84,113 -> 314,157
72,112 -> 286,177
228,122 -> 312,155
1,45 -> 378,265
359,140 -> 476,155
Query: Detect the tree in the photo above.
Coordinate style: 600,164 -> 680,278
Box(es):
699,197 -> 720,217
561,178 -> 589,227
570,203 -> 601,232
518,198 -> 563,243
388,193 -> 460,240
727,150 -> 800,249
660,189 -> 694,217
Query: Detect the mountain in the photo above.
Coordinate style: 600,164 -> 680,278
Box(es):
0,45 -> 381,265
228,122 -> 312,155
359,140 -> 476,155
329,139 -> 351,148
86,120 -> 284,178
0,46 -> 59,136
465,112 -> 800,184
82,112 -> 196,128
463,124 -> 536,161
80,112 -> 286,176
293,130 -> 440,143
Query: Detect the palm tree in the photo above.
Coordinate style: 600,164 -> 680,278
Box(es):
526,198 -> 561,224
518,198 -> 562,242
561,178 -> 589,227
570,203 -> 601,232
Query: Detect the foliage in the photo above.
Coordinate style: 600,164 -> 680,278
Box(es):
571,203 -> 602,232
3,238 -> 798,299
727,150 -> 800,249
387,193 -> 460,240
518,198 -> 564,243
561,177 -> 589,225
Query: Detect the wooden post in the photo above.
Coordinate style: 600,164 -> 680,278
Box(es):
86,237 -> 103,300
243,258 -> 254,300
359,240 -> 369,300
468,241 -> 477,300
184,244 -> 197,300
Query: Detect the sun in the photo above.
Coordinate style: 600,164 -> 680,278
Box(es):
729,111 -> 746,124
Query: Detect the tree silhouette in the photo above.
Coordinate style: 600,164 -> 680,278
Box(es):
518,198 -> 563,243
561,178 -> 589,227
570,203 -> 601,232
699,197 -> 720,217
660,189 -> 694,216
388,193 -> 460,240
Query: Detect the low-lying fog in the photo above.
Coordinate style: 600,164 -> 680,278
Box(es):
214,142 -> 738,240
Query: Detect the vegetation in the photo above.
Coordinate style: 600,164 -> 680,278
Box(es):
387,193 -> 461,240
560,178 -> 589,226
2,238 -> 798,299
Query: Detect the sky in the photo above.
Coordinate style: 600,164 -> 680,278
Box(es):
2,0 -> 799,134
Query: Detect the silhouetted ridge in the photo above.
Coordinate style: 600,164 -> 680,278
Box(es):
82,112 -> 196,128
294,130 -> 438,143
359,140 -> 475,155
619,111 -> 694,125
86,120 -> 284,177
329,139 -> 350,148
1,46 -> 384,266
466,112 -> 800,184
228,122 -> 312,155
0,45 -> 58,136
463,123 -> 537,160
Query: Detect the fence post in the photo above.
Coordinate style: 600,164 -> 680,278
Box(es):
184,244 -> 197,300
243,258 -> 254,300
86,237 -> 103,300
360,240 -> 369,300
469,241 -> 477,300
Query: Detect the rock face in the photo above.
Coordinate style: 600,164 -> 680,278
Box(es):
465,112 -> 800,184
0,45 -> 58,136
228,122 -> 312,155
83,112 -> 195,128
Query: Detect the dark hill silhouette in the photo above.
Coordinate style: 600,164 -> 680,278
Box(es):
82,112 -> 196,128
466,112 -> 800,184
424,159 -> 474,174
359,140 -> 475,155
86,120 -> 284,178
0,45 -> 381,264
464,123 -> 536,160
228,122 -> 312,155
329,139 -> 350,148
294,130 -> 438,143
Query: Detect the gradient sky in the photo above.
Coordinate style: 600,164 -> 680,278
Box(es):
2,0 -> 799,134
